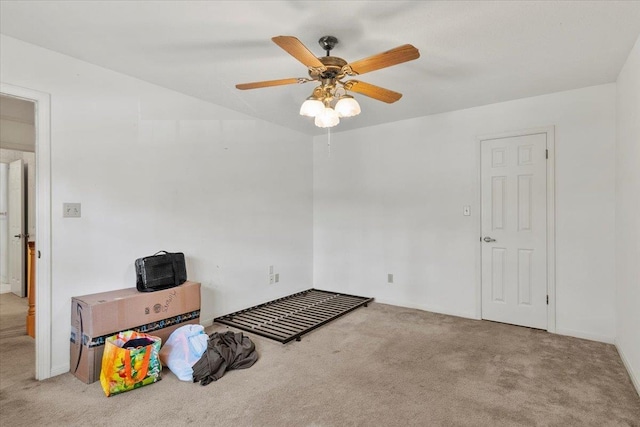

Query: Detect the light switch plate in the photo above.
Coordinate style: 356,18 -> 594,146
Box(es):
463,205 -> 471,216
63,202 -> 81,218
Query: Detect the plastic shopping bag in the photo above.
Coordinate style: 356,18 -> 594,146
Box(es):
159,324 -> 208,381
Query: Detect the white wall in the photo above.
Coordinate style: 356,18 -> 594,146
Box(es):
314,84 -> 617,343
615,35 -> 640,394
1,35 -> 314,375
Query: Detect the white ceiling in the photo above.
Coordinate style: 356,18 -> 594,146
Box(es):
2,1 -> 640,136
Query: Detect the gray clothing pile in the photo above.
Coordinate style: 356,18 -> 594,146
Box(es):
192,331 -> 258,385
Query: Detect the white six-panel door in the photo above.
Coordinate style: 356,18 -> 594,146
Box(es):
481,133 -> 547,329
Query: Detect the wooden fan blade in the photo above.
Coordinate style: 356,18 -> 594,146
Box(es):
348,44 -> 420,75
344,80 -> 402,103
272,36 -> 325,69
236,78 -> 303,90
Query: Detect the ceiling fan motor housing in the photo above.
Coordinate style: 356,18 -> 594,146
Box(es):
311,36 -> 348,80
310,56 -> 348,80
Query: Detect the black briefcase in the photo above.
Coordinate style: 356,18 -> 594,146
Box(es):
135,251 -> 187,292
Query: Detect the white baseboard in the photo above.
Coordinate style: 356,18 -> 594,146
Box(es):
201,317 -> 215,327
50,363 -> 70,378
615,340 -> 640,398
0,283 -> 11,294
357,298 -> 617,346
372,297 -> 476,320
555,327 -> 615,344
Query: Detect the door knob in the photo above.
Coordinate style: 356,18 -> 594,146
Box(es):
483,236 -> 496,242
14,234 -> 22,239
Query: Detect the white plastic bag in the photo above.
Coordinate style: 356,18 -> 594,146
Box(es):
159,324 -> 208,381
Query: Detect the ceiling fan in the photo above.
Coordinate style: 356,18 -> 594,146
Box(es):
236,36 -> 420,128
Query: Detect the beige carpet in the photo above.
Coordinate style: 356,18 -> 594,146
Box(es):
0,292 -> 27,339
0,300 -> 638,426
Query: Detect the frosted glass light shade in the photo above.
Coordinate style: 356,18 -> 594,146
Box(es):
299,99 -> 324,117
314,107 -> 340,128
335,96 -> 361,118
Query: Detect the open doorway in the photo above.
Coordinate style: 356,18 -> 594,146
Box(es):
0,83 -> 52,380
0,95 -> 35,343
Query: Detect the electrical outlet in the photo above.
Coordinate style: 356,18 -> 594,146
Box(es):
275,273 -> 279,283
63,203 -> 81,218
388,273 -> 394,284
268,266 -> 275,284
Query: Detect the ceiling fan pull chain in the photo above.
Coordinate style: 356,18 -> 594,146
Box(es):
327,127 -> 331,157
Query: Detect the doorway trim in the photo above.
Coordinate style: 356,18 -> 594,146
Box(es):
475,126 -> 556,333
1,83 -> 52,379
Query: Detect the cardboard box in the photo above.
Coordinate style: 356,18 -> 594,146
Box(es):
70,281 -> 201,384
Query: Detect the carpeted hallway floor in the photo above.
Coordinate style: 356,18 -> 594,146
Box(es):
0,298 -> 638,426
0,292 -> 27,339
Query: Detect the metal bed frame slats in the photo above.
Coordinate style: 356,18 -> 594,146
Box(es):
214,289 -> 373,343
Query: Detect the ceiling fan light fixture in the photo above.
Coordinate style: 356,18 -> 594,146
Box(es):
335,95 -> 361,118
299,97 -> 324,117
315,107 -> 340,128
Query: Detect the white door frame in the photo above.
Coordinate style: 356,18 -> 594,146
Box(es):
475,126 -> 556,333
1,83 -> 52,379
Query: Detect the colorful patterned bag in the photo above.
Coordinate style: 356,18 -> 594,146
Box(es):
99,330 -> 162,397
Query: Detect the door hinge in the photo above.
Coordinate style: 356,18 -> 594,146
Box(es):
545,149 -> 549,159
546,295 -> 549,305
